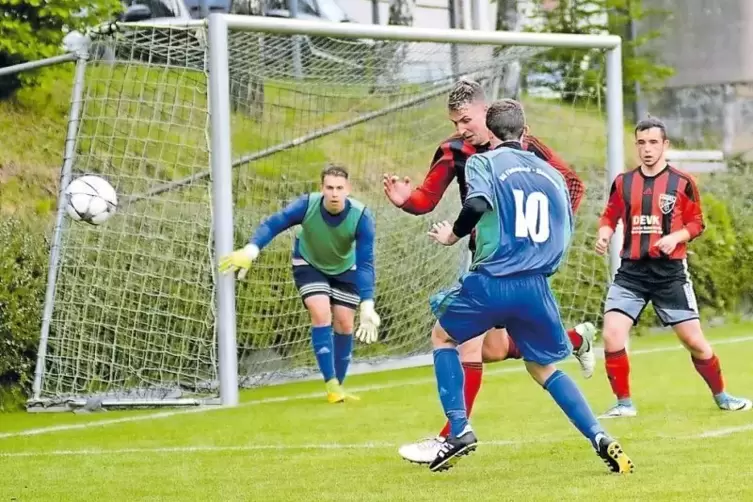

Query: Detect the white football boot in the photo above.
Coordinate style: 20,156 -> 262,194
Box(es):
572,322 -> 597,379
715,393 -> 753,412
398,436 -> 445,464
598,402 -> 638,419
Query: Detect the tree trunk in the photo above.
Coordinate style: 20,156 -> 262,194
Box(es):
373,0 -> 415,93
388,0 -> 414,26
496,0 -> 518,31
495,0 -> 521,99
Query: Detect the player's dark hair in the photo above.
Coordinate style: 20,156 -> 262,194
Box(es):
447,77 -> 485,111
320,164 -> 349,182
634,116 -> 668,140
486,99 -> 526,142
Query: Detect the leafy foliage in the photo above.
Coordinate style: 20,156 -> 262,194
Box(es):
0,218 -> 48,409
0,0 -> 121,98
525,0 -> 674,104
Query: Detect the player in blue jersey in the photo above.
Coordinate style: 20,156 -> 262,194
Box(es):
219,165 -> 380,403
425,99 -> 634,474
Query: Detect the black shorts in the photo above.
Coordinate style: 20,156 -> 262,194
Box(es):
603,259 -> 699,326
292,263 -> 360,310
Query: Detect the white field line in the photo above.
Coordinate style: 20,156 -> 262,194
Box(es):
0,439 -> 572,458
2,335 -> 753,441
2,425 -> 753,459
694,423 -> 753,438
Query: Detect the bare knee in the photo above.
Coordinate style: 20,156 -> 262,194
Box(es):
332,305 -> 355,334
602,312 -> 632,352
524,361 -> 556,387
431,322 -> 456,349
459,336 -> 484,364
481,328 -> 510,363
673,319 -> 712,359
305,295 -> 332,327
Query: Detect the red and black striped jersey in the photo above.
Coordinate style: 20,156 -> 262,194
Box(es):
400,134 -> 584,214
599,165 -> 705,261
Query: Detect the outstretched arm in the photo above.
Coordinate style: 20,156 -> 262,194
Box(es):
220,194 -> 309,279
354,208 -> 376,301
249,194 -> 309,250
386,142 -> 458,215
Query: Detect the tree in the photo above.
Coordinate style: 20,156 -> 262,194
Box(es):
0,0 -> 122,99
526,0 -> 673,105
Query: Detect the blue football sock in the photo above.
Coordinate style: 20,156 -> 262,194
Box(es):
544,370 -> 603,444
311,325 -> 336,383
333,332 -> 353,384
433,347 -> 467,437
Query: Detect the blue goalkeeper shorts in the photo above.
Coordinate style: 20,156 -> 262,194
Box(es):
292,263 -> 360,310
430,272 -> 572,366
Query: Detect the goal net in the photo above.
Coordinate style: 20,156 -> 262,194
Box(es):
30,17 -> 623,410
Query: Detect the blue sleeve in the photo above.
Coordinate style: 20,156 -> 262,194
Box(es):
465,154 -> 495,209
249,194 -> 309,250
354,208 -> 376,301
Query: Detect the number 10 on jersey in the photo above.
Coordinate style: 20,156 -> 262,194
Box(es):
513,189 -> 550,243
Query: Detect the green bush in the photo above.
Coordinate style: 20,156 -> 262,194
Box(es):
0,0 -> 121,98
687,193 -> 739,315
0,218 -> 48,410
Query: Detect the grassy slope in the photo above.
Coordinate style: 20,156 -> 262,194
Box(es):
0,64 -> 638,219
1,324 -> 753,501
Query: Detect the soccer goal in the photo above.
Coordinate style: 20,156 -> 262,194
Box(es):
29,15 -> 625,411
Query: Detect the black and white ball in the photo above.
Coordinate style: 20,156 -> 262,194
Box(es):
64,175 -> 118,225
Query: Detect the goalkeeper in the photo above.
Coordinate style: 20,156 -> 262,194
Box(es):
219,165 -> 379,403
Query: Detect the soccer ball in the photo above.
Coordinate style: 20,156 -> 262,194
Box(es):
64,175 -> 118,225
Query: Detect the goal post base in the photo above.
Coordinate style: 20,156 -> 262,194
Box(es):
25,396 -> 220,413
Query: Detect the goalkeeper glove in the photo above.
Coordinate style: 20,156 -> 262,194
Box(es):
218,244 -> 259,280
355,300 -> 380,344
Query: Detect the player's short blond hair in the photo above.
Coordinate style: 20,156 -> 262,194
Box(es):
447,78 -> 486,112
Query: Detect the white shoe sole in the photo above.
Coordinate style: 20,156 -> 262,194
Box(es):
598,412 -> 637,419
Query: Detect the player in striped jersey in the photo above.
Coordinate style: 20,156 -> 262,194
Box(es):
384,78 -> 597,464
219,165 -> 380,404
425,98 -> 632,473
596,117 -> 751,417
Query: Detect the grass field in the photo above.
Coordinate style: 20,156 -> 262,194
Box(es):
1,323 -> 753,501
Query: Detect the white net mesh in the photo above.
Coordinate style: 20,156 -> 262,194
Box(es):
34,23 -> 614,406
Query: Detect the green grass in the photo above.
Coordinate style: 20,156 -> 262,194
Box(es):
1,323 -> 753,501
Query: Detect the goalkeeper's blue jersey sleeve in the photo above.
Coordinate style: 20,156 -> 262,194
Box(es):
466,147 -> 573,277
249,194 -> 309,249
354,208 -> 376,301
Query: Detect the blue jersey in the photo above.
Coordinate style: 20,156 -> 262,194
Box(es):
465,146 -> 573,277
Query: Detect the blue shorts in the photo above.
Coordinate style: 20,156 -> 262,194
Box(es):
430,272 -> 571,365
292,264 -> 360,309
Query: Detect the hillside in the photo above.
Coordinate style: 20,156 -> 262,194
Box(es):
0,65 -> 637,220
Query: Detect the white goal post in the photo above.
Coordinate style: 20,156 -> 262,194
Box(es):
30,14 -> 624,411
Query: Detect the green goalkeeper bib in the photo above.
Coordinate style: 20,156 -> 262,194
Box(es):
297,193 -> 365,275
